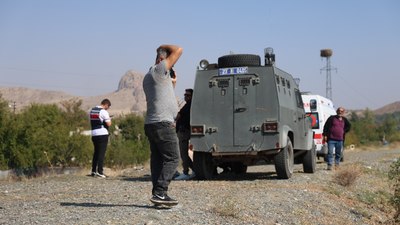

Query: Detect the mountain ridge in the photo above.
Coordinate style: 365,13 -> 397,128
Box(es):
1,70 -> 399,116
0,70 -> 147,116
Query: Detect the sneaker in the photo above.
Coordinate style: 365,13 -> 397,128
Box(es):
174,173 -> 191,180
150,194 -> 178,206
327,165 -> 332,170
95,172 -> 106,178
90,172 -> 96,177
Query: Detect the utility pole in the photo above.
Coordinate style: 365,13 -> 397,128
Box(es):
320,49 -> 337,100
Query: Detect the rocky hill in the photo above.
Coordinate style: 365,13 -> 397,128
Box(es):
374,101 -> 400,115
0,70 -> 147,116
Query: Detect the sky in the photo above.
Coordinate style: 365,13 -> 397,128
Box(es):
0,0 -> 399,110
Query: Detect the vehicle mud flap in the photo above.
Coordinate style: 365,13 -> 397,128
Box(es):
193,152 -> 216,180
303,144 -> 316,173
321,144 -> 328,155
274,139 -> 294,179
231,162 -> 248,174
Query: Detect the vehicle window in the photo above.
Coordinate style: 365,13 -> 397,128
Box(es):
294,89 -> 303,108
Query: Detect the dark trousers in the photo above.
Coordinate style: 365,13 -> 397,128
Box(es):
91,135 -> 109,174
177,129 -> 193,175
144,122 -> 180,196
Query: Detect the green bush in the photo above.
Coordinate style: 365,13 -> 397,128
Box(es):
0,95 -> 11,169
389,158 -> 400,222
0,98 -> 92,170
0,94 -> 149,172
106,113 -> 150,167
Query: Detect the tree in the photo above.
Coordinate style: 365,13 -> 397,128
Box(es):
0,100 -> 92,170
348,109 -> 380,145
0,95 -> 11,169
106,113 -> 150,167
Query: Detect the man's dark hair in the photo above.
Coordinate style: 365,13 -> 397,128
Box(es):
185,89 -> 193,95
101,99 -> 111,107
157,48 -> 170,59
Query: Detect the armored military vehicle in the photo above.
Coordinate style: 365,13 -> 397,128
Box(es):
190,48 -> 316,180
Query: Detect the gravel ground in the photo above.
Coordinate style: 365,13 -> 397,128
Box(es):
0,147 -> 399,225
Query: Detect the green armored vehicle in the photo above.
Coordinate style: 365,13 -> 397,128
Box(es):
190,48 -> 316,180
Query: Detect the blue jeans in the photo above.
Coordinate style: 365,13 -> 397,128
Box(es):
327,140 -> 343,166
144,122 -> 180,196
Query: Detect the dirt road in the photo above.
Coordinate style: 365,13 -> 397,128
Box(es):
0,147 -> 399,225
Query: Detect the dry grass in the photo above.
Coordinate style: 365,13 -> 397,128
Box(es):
211,197 -> 241,218
333,164 -> 363,187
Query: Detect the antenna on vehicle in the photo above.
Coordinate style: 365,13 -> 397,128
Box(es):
294,78 -> 300,86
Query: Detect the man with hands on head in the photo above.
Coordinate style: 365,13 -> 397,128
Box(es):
143,44 -> 183,206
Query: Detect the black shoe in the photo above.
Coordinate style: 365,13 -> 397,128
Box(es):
150,194 -> 178,206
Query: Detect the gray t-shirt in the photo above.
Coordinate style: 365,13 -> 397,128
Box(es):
143,60 -> 178,124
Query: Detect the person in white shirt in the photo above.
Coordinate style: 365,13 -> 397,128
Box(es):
143,44 -> 183,206
89,99 -> 112,178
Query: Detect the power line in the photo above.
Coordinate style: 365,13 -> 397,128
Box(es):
334,72 -> 379,109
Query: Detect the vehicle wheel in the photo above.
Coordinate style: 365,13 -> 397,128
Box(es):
274,138 -> 294,179
218,54 -> 261,68
230,162 -> 248,174
303,144 -> 316,173
193,152 -> 216,180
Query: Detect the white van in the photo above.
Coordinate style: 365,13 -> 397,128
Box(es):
301,93 -> 336,157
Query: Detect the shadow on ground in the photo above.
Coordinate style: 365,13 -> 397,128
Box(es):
60,202 -> 171,210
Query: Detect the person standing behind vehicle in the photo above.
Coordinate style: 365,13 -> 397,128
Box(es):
90,99 -> 112,178
323,107 -> 351,170
174,88 -> 195,180
143,44 -> 183,206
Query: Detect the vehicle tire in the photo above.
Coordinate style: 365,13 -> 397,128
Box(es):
303,144 -> 316,173
230,162 -> 248,174
193,152 -> 216,180
274,138 -> 294,179
218,54 -> 261,68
